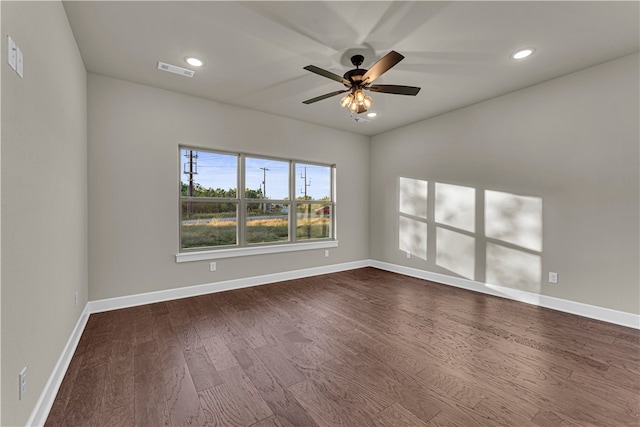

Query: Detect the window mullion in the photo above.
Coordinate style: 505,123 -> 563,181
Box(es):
238,154 -> 246,247
290,160 -> 296,243
331,165 -> 336,239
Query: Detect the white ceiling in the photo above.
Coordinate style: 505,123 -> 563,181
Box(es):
63,1 -> 639,136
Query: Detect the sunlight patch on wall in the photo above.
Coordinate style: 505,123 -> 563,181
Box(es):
398,177 -> 428,260
435,183 -> 475,232
485,190 -> 542,252
486,242 -> 541,292
396,179 -> 543,292
436,227 -> 475,279
399,216 -> 427,260
399,177 -> 428,219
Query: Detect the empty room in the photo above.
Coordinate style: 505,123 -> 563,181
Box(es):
1,1 -> 639,426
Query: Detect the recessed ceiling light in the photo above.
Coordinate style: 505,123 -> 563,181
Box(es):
185,57 -> 204,67
367,112 -> 377,118
511,48 -> 534,60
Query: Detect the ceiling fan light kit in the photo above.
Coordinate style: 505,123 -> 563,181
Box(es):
341,89 -> 374,113
303,50 -> 421,115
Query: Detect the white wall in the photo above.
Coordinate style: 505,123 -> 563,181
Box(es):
87,74 -> 370,301
0,3 -> 3,424
1,2 -> 88,425
370,53 -> 640,314
0,2 -> 4,422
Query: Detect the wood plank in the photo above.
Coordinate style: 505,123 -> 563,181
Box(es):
163,363 -> 204,426
287,379 -> 377,426
249,415 -> 287,427
101,351 -> 135,414
531,409 -> 571,427
472,398 -> 539,427
44,354 -> 85,426
133,340 -> 170,427
326,351 -> 441,423
516,366 -> 638,426
226,339 -> 319,426
567,369 -> 639,417
415,364 -> 486,408
59,361 -> 108,426
97,400 -> 134,427
252,345 -> 305,387
373,403 -> 430,427
201,334 -> 239,371
216,365 -> 273,424
198,383 -> 261,427
300,360 -> 395,415
185,346 -> 223,392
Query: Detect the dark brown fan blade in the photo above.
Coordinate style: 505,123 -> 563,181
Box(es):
361,51 -> 404,84
304,65 -> 350,86
302,90 -> 349,104
368,84 -> 421,96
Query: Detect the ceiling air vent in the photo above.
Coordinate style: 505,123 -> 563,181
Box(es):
351,115 -> 369,123
157,62 -> 194,78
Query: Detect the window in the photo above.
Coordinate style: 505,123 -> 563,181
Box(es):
179,147 -> 335,256
296,163 -> 332,241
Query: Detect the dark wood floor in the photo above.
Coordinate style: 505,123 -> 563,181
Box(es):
46,267 -> 640,426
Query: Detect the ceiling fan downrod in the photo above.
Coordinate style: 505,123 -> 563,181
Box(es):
350,54 -> 365,68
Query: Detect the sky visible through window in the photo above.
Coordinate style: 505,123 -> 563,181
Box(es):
181,149 -> 331,200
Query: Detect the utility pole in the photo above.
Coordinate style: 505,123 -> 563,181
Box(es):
260,167 -> 269,199
300,167 -> 311,199
300,167 -> 312,238
184,150 -> 198,216
260,167 -> 270,212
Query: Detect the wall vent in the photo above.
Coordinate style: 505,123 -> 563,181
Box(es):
157,62 -> 195,78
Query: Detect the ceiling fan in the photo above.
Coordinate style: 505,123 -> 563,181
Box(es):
302,50 -> 420,114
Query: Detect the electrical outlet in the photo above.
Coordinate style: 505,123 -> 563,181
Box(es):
7,36 -> 17,71
406,251 -> 411,259
548,272 -> 559,284
75,291 -> 79,307
19,367 -> 27,400
209,262 -> 216,272
16,46 -> 24,78
324,249 -> 329,258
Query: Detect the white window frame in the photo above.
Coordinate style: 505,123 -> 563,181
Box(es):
176,146 -> 337,263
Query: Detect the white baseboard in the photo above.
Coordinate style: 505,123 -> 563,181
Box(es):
370,260 -> 640,330
88,260 -> 370,313
88,258 -> 640,328
26,305 -> 90,427
30,258 -> 639,425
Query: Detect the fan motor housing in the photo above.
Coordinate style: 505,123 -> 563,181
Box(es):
343,68 -> 367,87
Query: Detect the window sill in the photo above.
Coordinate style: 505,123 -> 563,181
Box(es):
175,240 -> 339,263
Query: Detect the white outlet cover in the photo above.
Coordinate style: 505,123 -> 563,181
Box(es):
19,367 -> 27,400
16,46 -> 23,78
7,36 -> 17,71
